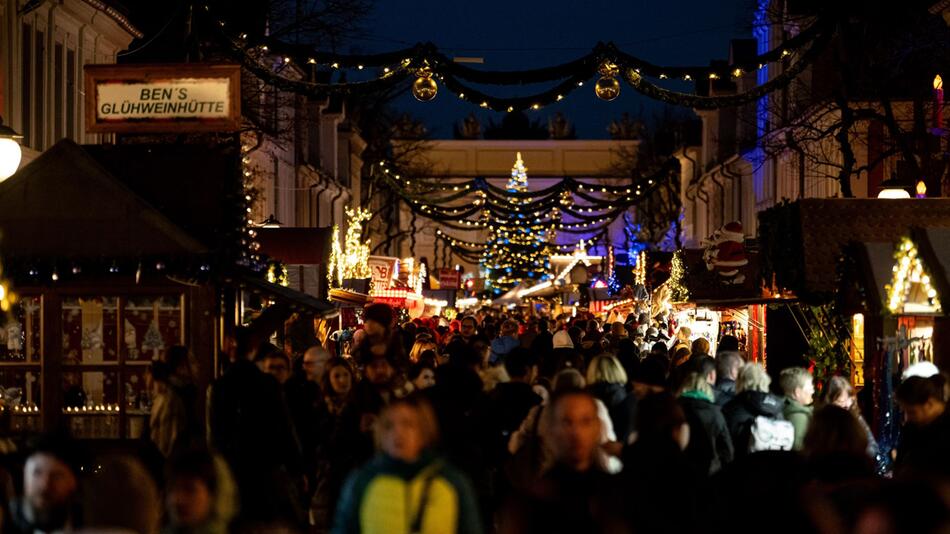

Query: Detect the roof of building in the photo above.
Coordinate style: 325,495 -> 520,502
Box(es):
0,139 -> 209,260
759,199 -> 950,300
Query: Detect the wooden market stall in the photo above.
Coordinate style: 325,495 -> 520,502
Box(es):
0,140 -> 332,439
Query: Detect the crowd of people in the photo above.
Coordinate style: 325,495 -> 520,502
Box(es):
1,302 -> 949,533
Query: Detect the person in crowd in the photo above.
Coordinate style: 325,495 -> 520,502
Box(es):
819,375 -> 880,465
310,357 -> 360,533
542,329 -> 580,378
409,337 -> 438,364
690,337 -> 710,359
164,345 -> 200,449
713,351 -> 743,406
150,360 -> 189,458
490,319 -> 521,365
508,369 -> 620,487
780,366 -> 815,450
9,435 -> 86,534
83,456 -> 161,534
621,392 -> 698,534
801,405 -> 874,483
164,450 -> 238,534
529,318 -> 554,361
519,320 -> 539,350
500,389 -> 626,534
586,353 -> 638,445
301,345 -> 333,386
408,361 -> 437,391
332,395 -> 482,534
457,315 -> 479,345
717,334 -> 740,354
614,337 -> 639,385
487,348 -> 543,461
350,304 -> 406,369
722,362 -> 785,455
285,345 -> 328,483
262,349 -> 292,385
208,328 -> 303,524
668,346 -> 693,391
894,373 -> 950,477
677,367 -> 734,475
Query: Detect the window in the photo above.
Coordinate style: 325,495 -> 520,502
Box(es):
0,296 -> 43,433
55,294 -> 185,439
54,42 -> 63,141
20,23 -> 31,147
66,49 -> 76,139
34,30 -> 45,150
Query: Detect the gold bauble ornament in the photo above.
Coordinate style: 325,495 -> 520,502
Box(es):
412,75 -> 438,102
595,76 -> 620,101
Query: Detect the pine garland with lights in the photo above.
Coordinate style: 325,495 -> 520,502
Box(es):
483,153 -> 558,293
203,1 -> 835,112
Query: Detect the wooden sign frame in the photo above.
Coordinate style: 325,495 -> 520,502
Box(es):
84,63 -> 241,134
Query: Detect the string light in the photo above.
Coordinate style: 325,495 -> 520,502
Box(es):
886,237 -> 941,314
327,208 -> 373,288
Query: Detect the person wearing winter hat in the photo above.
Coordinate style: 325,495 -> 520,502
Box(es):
541,330 -> 583,378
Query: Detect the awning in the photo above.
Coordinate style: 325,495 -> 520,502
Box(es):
256,227 -> 332,264
222,272 -> 335,314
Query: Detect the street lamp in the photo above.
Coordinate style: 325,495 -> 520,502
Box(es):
0,117 -> 23,181
878,178 -> 911,199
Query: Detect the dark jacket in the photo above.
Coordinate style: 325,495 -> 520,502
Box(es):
621,437 -> 700,534
209,359 -> 302,472
503,463 -> 626,534
722,390 -> 785,455
588,382 -> 638,444
208,359 -> 303,523
487,382 -> 543,460
679,392 -> 734,475
713,378 -> 736,406
895,411 -> 950,478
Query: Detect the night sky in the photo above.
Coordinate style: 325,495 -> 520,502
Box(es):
358,0 -> 754,138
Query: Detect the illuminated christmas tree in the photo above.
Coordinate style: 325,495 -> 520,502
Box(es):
482,153 -> 558,293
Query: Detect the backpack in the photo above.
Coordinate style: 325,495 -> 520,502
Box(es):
748,415 -> 795,452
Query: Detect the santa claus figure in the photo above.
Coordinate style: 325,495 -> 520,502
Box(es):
702,221 -> 748,284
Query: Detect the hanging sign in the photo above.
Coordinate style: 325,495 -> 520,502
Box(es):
438,268 -> 461,289
367,256 -> 399,291
84,64 -> 241,133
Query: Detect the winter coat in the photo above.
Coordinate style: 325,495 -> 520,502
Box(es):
332,453 -> 482,534
713,378 -> 736,407
502,463 -> 626,534
895,411 -> 950,478
487,382 -> 543,460
490,335 -> 520,364
783,398 -> 813,451
588,382 -> 638,444
722,390 -> 785,455
150,386 -> 188,458
679,392 -> 734,475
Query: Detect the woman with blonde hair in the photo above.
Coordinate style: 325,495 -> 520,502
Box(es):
586,354 -> 638,444
332,395 -> 482,534
409,339 -> 439,364
722,362 -> 785,456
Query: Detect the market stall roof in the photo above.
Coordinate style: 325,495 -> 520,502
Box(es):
222,272 -> 335,314
493,283 -> 528,306
0,139 -> 210,259
844,227 -> 950,316
256,227 -> 332,264
759,199 -> 950,301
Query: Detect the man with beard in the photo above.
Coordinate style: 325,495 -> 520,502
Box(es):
10,435 -> 85,533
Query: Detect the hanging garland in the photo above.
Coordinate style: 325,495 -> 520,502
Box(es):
202,3 -> 835,112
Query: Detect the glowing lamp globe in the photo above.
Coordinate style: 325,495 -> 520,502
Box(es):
877,175 -> 910,199
0,118 -> 23,181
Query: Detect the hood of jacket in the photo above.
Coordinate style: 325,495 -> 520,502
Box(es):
588,381 -> 628,407
736,390 -> 784,418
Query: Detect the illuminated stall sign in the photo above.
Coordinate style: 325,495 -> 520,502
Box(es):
84,64 -> 241,133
